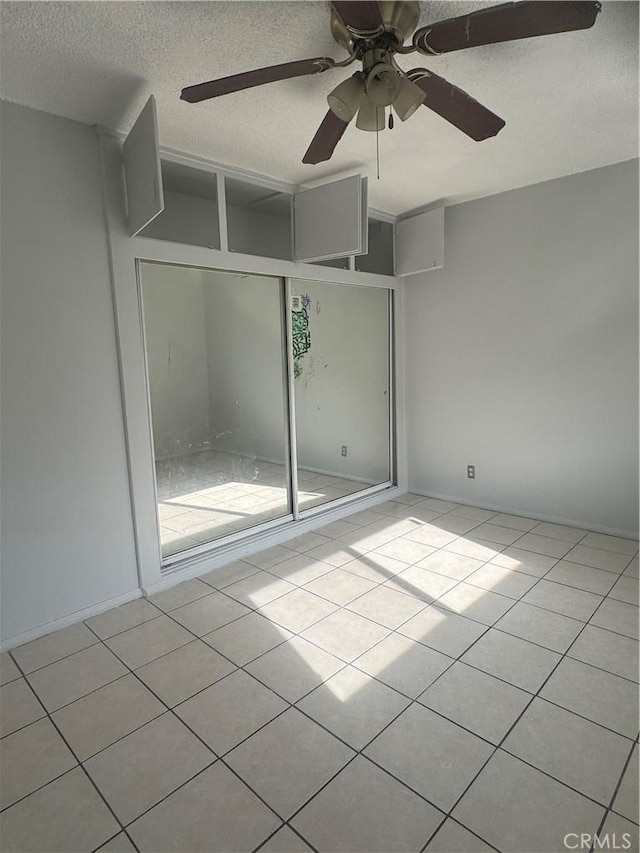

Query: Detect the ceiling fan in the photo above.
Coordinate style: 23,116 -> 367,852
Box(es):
180,1 -> 601,165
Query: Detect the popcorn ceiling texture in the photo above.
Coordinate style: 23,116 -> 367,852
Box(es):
0,0 -> 637,214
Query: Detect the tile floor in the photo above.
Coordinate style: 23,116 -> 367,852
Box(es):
156,450 -> 368,557
1,496 -> 638,852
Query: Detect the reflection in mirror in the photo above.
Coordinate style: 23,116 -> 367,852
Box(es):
291,280 -> 391,511
139,261 -> 291,558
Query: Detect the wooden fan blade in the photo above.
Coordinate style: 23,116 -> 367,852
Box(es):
181,58 -> 334,103
414,1 -> 601,55
410,71 -> 505,141
331,1 -> 385,34
303,110 -> 350,164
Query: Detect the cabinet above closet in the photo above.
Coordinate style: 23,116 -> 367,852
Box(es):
122,96 -> 443,278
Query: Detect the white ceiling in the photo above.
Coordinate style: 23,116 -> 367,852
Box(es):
1,1 -> 638,214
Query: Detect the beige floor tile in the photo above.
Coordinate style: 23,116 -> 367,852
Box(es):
608,575 -> 639,605
105,615 -> 194,669
292,755 -> 443,852
26,644 -> 128,712
590,598 -> 639,639
305,541 -> 361,568
430,514 -> 483,535
600,812 -> 639,853
462,629 -> 561,693
171,592 -> 250,636
84,712 -> 213,824
266,553 -> 335,586
494,601 -> 583,653
543,561 -> 617,595
341,553 -> 409,583
52,674 -> 165,760
346,585 -> 427,629
0,718 -> 77,809
529,522 -> 587,543
540,658 -> 639,738
365,704 -> 493,811
135,639 -> 236,706
490,547 -> 559,577
259,588 -> 337,634
244,545 -> 295,569
258,826 -> 313,852
301,609 -> 389,662
400,525 -> 458,549
10,623 -> 98,674
580,532 -> 638,556
148,579 -> 213,612
355,632 -> 453,698
424,818 -> 494,852
489,514 -> 539,532
564,544 -> 632,573
226,708 -> 354,819
453,751 -> 604,853
399,606 -> 488,658
199,559 -> 259,589
246,636 -> 345,703
444,537 -> 505,562
286,532 -> 332,553
0,767 -> 119,853
468,522 -> 523,546
503,698 -> 631,805
447,505 -> 495,522
175,670 -> 287,755
466,563 -> 538,599
419,661 -> 532,744
384,565 -> 458,602
85,599 -> 161,639
0,652 -> 21,685
0,678 -> 45,737
223,572 -> 296,608
373,537 -> 438,565
97,832 -> 138,852
567,624 -> 639,682
415,551 -> 485,582
436,583 -> 514,626
302,568 -> 377,605
203,612 -> 292,666
297,666 -> 410,749
612,744 -> 639,823
514,533 -> 574,559
520,579 -> 602,621
128,762 -> 281,852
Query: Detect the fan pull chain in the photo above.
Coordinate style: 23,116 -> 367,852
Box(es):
388,109 -> 394,130
376,108 -> 380,180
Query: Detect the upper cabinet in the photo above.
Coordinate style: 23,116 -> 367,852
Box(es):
122,96 -> 164,236
121,97 -> 444,277
394,207 -> 444,276
292,175 -> 368,263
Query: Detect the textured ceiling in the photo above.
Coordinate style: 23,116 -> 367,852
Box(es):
1,1 -> 638,214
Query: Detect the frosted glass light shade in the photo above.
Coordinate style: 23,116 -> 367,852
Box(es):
327,73 -> 366,121
356,94 -> 385,132
366,63 -> 402,107
393,76 -> 426,121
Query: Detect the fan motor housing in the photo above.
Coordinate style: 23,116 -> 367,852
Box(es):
330,0 -> 420,52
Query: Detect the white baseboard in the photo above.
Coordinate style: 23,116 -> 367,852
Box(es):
0,588 -> 142,652
409,488 -> 639,541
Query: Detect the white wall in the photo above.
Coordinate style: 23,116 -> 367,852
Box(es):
405,159 -> 639,537
292,280 -> 390,483
139,263 -> 212,460
0,100 -> 139,643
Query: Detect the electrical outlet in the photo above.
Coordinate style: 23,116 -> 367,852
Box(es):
467,465 -> 476,479
341,445 -> 348,457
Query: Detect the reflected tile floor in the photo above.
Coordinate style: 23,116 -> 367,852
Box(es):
1,497 -> 638,852
156,450 -> 368,557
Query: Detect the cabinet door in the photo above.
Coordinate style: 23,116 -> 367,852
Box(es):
293,175 -> 368,262
123,96 -> 165,236
395,207 -> 444,276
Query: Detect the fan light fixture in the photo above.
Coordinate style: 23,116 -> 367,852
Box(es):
327,72 -> 366,121
355,93 -> 385,131
392,75 -> 426,121
366,63 -> 402,106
